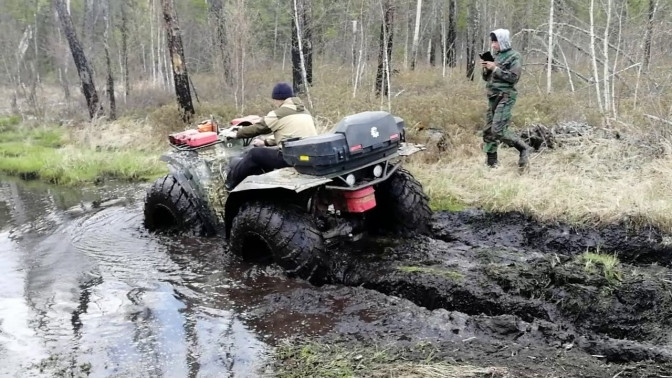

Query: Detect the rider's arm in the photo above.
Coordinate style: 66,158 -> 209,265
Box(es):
236,110 -> 278,138
236,122 -> 272,138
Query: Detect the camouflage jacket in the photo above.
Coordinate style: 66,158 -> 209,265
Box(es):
236,97 -> 317,146
482,48 -> 521,97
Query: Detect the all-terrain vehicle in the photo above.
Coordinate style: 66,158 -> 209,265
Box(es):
144,111 -> 432,282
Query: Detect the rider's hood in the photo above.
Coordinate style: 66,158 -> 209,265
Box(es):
281,97 -> 305,112
491,29 -> 512,52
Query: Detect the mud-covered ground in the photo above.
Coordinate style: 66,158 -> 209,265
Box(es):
268,210 -> 672,377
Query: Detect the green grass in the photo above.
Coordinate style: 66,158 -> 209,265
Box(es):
398,266 -> 465,281
273,341 -> 508,378
0,123 -> 166,185
0,115 -> 21,129
579,251 -> 622,284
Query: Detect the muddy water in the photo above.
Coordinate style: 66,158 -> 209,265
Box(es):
0,178 -> 302,377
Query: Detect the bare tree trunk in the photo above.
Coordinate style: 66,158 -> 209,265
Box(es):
120,0 -> 129,99
351,19 -> 358,85
611,0 -> 626,115
208,0 -> 233,87
428,3 -> 440,67
446,0 -> 456,67
410,0 -> 422,70
150,0 -> 156,83
273,0 -> 279,60
304,0 -> 313,86
465,1 -> 479,80
352,11 -> 366,98
546,0 -> 554,94
160,0 -> 194,122
602,0 -> 612,114
642,0 -> 657,72
291,0 -> 313,100
403,0 -> 410,69
291,11 -> 302,94
292,0 -> 313,108
104,0 -> 116,120
54,0 -> 101,119
375,0 -> 394,97
589,0 -> 603,113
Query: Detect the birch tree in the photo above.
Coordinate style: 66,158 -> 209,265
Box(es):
465,1 -> 479,80
546,0 -> 554,94
375,0 -> 393,98
642,0 -> 657,72
410,0 -> 422,70
104,0 -> 116,120
589,0 -> 603,113
119,0 -> 129,100
602,0 -> 612,114
160,0 -> 194,122
54,0 -> 101,119
292,0 -> 312,108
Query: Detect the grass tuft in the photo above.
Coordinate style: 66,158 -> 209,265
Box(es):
580,250 -> 622,283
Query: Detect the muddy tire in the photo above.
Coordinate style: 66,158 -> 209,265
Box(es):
144,174 -> 214,236
371,168 -> 432,235
230,201 -> 327,283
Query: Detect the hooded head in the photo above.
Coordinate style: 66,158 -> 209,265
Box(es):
490,29 -> 512,52
271,82 -> 294,101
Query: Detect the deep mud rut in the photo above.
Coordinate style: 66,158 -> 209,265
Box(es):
279,210 -> 672,377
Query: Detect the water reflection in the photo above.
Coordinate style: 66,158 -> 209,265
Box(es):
0,178 -> 269,377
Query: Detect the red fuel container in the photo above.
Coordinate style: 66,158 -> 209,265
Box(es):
343,186 -> 376,213
169,129 -> 198,145
186,131 -> 218,147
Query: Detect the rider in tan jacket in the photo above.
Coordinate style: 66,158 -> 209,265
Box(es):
224,83 -> 317,190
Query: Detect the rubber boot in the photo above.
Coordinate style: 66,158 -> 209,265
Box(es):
514,140 -> 531,168
486,152 -> 498,167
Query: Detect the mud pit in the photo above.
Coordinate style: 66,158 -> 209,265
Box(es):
269,210 -> 672,377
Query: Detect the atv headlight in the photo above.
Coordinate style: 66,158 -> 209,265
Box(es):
373,165 -> 383,178
346,174 -> 356,186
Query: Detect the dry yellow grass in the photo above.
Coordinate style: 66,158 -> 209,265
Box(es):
408,132 -> 672,232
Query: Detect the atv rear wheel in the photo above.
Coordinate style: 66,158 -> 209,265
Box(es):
370,168 -> 432,235
230,201 -> 327,283
144,174 -> 215,236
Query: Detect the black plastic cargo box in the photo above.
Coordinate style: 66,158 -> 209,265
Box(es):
282,111 -> 403,176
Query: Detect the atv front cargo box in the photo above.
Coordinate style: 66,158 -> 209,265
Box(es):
282,111 -> 402,176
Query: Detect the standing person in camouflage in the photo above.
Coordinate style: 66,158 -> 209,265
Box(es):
481,29 -> 530,168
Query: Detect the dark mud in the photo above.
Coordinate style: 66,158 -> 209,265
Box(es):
310,210 -> 672,376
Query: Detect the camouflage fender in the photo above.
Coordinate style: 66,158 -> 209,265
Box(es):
231,167 -> 332,193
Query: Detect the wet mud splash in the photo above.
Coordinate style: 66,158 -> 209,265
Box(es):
312,210 -> 672,376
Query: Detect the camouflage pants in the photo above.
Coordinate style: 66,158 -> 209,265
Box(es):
482,93 -> 519,153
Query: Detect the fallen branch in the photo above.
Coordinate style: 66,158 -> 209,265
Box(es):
644,114 -> 672,126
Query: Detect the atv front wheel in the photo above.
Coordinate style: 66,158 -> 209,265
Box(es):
144,174 -> 215,236
230,201 -> 327,283
370,168 -> 432,235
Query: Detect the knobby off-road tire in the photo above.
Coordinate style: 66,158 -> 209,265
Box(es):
144,174 -> 214,236
371,168 -> 432,235
230,201 -> 327,283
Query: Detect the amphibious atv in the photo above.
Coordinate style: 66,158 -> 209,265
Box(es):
144,111 -> 432,282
